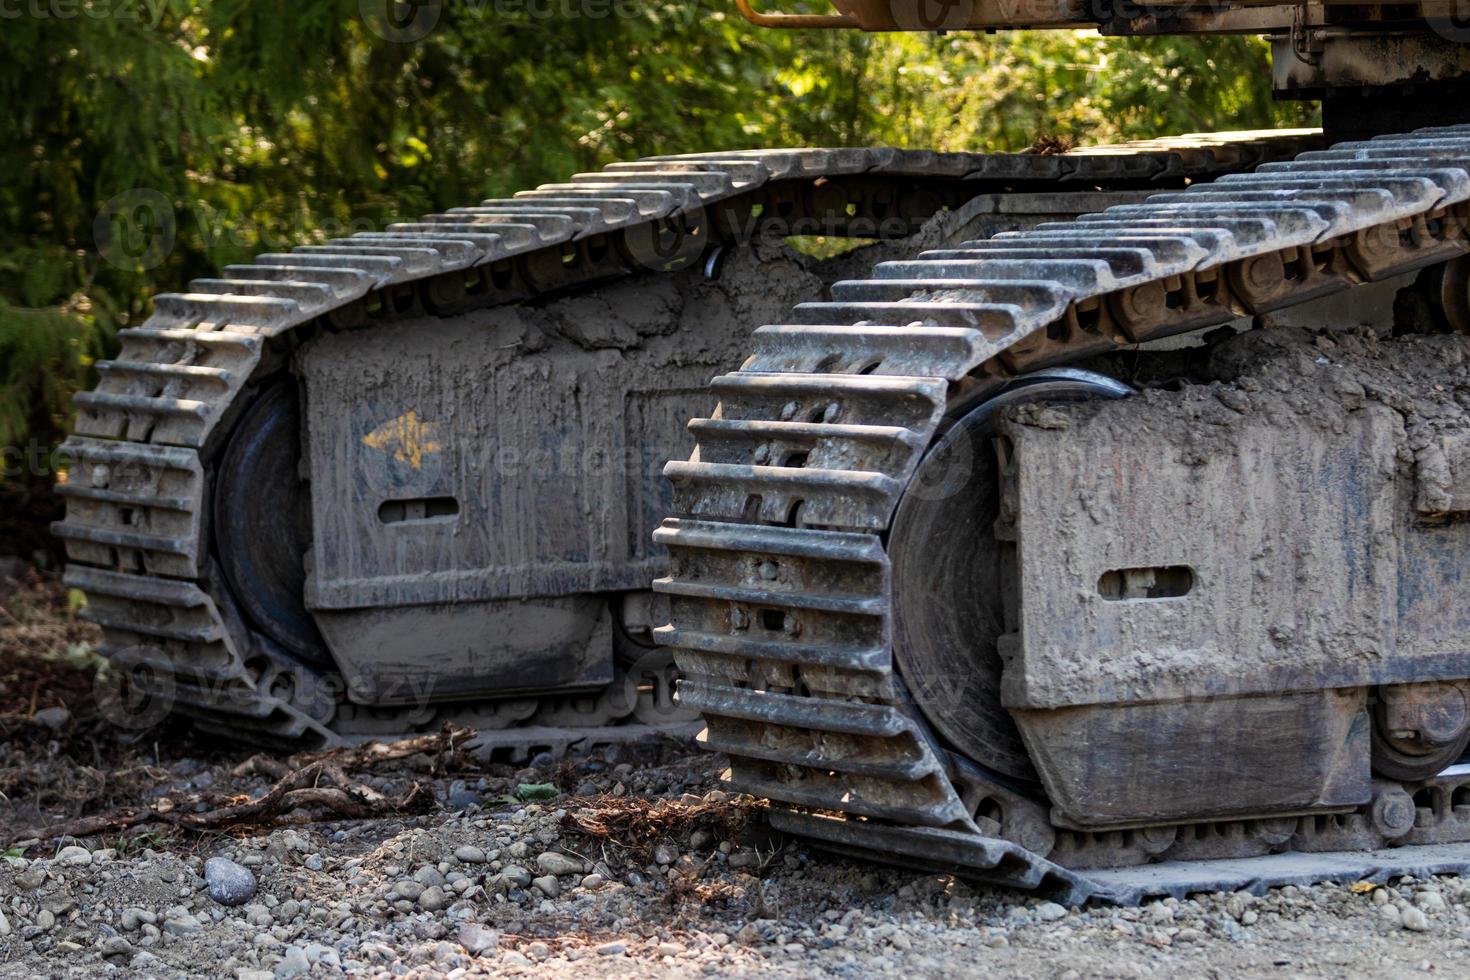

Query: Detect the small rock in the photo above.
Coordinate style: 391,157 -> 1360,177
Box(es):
653,843 -> 679,866
56,845 -> 92,867
30,706 -> 70,731
689,830 -> 714,851
458,923 -> 500,954
728,850 -> 759,870
454,845 -> 487,864
501,866 -> 533,888
275,944 -> 310,978
447,789 -> 480,810
581,873 -> 605,890
501,951 -> 533,967
595,941 -> 628,956
163,913 -> 203,936
531,875 -> 560,898
120,908 -> 154,931
527,941 -> 551,961
205,857 -> 258,907
391,880 -> 425,902
1403,906 -> 1430,932
414,866 -> 446,887
36,909 -> 55,931
1036,901 -> 1068,922
303,854 -> 323,871
15,867 -> 46,890
417,886 -> 448,912
99,936 -> 132,958
1416,891 -> 1447,913
536,852 -> 585,876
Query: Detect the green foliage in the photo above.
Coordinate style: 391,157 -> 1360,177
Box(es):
0,1 -> 1316,467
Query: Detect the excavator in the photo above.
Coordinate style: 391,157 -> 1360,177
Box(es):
56,0 -> 1470,900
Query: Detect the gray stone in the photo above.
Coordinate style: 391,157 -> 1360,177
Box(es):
536,852 -> 585,876
1416,891 -> 1447,913
596,941 -> 628,956
275,945 -> 310,978
413,866 -> 446,887
1403,906 -> 1430,931
163,913 -> 203,936
454,845 -> 487,864
458,923 -> 499,954
391,880 -> 425,901
501,866 -> 533,888
1036,902 -> 1069,921
30,707 -> 69,731
653,843 -> 679,866
531,875 -> 560,898
417,886 -> 448,912
56,845 -> 92,867
205,857 -> 258,907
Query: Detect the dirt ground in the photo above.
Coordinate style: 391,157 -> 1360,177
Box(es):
2,571 -> 1470,979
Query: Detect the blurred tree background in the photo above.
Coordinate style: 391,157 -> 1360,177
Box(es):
0,0 -> 1314,558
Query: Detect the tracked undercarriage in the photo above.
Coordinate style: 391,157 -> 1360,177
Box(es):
59,113 -> 1470,900
657,124 -> 1470,901
54,132 -> 1311,755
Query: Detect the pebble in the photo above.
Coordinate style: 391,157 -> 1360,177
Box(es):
531,875 -> 560,898
1416,891 -> 1447,913
1036,902 -> 1068,922
163,913 -> 203,936
1402,906 -> 1430,932
56,845 -> 92,867
536,852 -> 585,876
596,941 -> 628,956
417,886 -> 448,912
653,843 -> 679,866
581,873 -> 605,890
275,944 -> 310,978
454,845 -> 487,864
30,706 -> 70,731
205,857 -> 258,906
391,880 -> 425,902
458,923 -> 500,954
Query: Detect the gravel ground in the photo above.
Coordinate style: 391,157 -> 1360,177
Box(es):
4,580 -> 1470,979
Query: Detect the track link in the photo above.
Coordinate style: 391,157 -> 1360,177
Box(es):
658,124 -> 1470,901
56,133 -> 1312,747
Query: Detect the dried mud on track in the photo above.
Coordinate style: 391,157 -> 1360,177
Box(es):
0,578 -> 1468,977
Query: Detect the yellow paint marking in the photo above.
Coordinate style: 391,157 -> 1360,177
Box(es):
362,411 -> 443,470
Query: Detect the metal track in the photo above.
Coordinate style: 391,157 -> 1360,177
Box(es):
56,133 -> 1312,748
657,124 -> 1470,902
